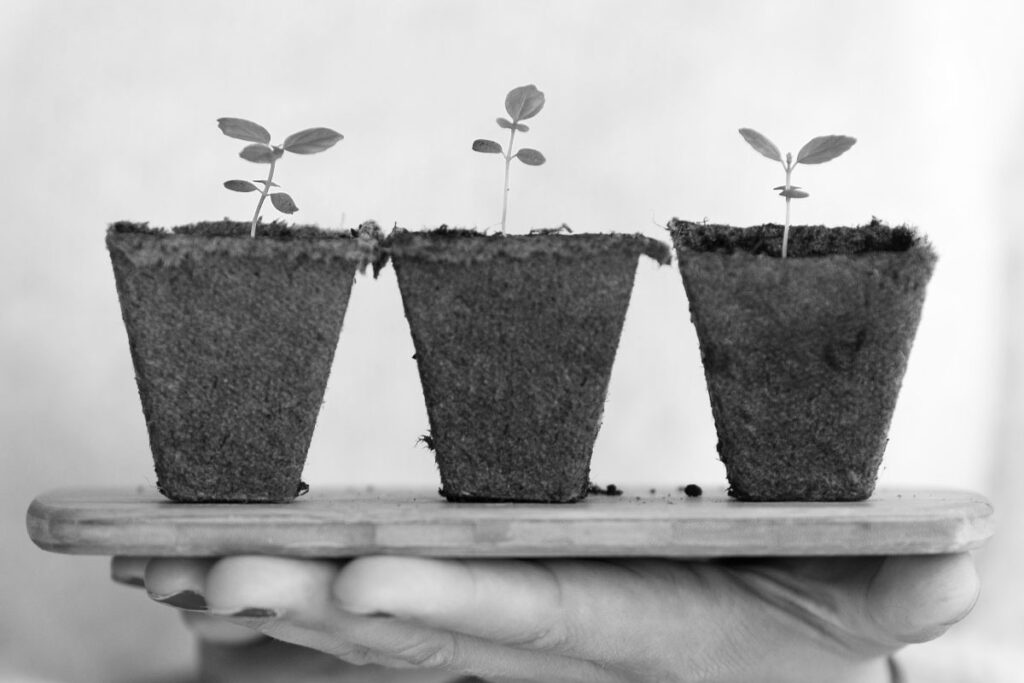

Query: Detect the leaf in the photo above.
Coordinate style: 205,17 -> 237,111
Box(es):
497,117 -> 530,133
796,135 -> 857,164
739,128 -> 782,162
778,187 -> 810,199
505,84 -> 545,122
223,180 -> 258,192
472,139 -> 503,154
516,148 -> 546,166
217,118 -> 271,144
270,192 -> 298,213
282,127 -> 344,154
239,144 -> 277,163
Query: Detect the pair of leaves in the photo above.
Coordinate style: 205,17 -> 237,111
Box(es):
497,117 -> 529,132
218,118 -> 344,163
739,128 -> 856,166
774,185 -> 810,199
223,179 -> 297,213
472,139 -> 546,165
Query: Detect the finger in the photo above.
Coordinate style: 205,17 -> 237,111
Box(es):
332,556 -> 706,666
145,558 -> 215,610
110,556 -> 149,588
179,611 -> 265,646
867,553 -> 980,643
200,556 -> 384,665
202,556 -> 619,681
330,614 -> 622,682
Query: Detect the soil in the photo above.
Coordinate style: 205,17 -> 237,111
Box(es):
683,484 -> 703,498
387,229 -> 670,503
669,218 -> 936,501
107,221 -> 376,502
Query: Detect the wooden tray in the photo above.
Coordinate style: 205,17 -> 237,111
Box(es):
27,486 -> 994,558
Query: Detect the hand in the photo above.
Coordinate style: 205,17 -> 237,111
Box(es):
114,553 -> 979,683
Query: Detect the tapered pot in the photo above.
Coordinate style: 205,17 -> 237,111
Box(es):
107,221 -> 375,502
388,229 -> 671,502
670,219 -> 936,501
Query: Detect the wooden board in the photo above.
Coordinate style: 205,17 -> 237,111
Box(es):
27,486 -> 994,559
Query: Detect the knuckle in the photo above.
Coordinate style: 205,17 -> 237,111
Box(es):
393,633 -> 458,669
521,620 -> 574,651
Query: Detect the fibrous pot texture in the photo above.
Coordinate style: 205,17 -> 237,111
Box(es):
388,230 -> 671,503
107,221 -> 373,502
670,219 -> 936,502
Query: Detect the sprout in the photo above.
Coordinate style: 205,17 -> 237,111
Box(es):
472,85 -> 547,234
739,129 -> 856,258
218,118 -> 343,238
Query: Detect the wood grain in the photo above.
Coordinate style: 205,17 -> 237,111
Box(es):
26,486 -> 994,558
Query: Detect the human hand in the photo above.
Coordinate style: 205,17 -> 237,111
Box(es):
115,553 -> 979,683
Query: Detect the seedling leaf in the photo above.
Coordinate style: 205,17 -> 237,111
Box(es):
739,128 -> 782,162
497,119 -> 531,132
283,127 -> 344,154
218,118 -> 271,144
473,139 -> 503,154
239,144 -> 277,163
224,179 -> 258,192
796,135 -> 856,164
270,192 -> 298,213
778,188 -> 809,199
515,148 -> 546,166
505,84 -> 545,122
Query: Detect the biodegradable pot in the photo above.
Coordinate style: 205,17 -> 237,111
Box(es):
669,219 -> 936,502
388,230 -> 671,503
107,221 -> 375,503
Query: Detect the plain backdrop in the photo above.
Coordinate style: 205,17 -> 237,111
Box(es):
2,1 -> 1023,680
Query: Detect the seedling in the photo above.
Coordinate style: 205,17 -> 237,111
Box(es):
739,128 -> 856,258
218,118 -> 343,238
472,85 -> 547,234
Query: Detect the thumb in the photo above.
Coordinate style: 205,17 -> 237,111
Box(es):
867,553 -> 980,643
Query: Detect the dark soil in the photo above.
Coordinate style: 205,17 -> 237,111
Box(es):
388,230 -> 670,503
107,221 -> 376,502
683,484 -> 703,498
669,219 -> 936,501
587,482 -> 623,496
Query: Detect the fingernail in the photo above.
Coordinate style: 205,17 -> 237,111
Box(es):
149,590 -> 208,611
210,606 -> 283,618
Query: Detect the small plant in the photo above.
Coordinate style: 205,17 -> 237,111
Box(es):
472,85 -> 547,234
739,128 -> 856,258
218,118 -> 344,238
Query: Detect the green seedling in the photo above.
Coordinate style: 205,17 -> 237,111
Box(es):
218,118 -> 343,238
739,128 -> 856,258
472,85 -> 547,234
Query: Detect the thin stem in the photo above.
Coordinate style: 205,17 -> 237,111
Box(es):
500,127 -> 517,234
250,156 -> 278,238
782,160 -> 793,259
783,198 -> 791,259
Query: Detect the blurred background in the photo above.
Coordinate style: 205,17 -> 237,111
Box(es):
2,0 -> 1022,680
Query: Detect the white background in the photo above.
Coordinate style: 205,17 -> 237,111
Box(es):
2,1 -> 1022,680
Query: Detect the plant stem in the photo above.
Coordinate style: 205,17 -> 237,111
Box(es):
782,160 -> 793,259
500,127 -> 517,234
250,157 -> 278,238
